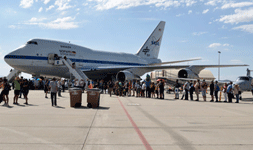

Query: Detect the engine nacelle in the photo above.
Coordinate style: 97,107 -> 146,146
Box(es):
116,71 -> 137,82
178,69 -> 199,79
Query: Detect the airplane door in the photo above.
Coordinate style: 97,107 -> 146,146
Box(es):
48,53 -> 55,64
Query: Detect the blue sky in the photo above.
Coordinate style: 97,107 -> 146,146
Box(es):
0,0 -> 253,80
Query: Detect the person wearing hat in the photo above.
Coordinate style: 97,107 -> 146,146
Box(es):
49,77 -> 58,106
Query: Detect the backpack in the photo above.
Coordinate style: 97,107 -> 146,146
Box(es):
216,85 -> 220,91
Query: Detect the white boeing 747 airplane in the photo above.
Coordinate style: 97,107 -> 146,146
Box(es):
4,21 -> 248,81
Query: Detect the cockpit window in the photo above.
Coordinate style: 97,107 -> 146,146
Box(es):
237,77 -> 249,81
27,41 -> 38,45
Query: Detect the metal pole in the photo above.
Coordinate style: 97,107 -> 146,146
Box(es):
218,51 -> 221,81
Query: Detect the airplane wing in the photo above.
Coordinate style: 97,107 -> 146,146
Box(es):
149,58 -> 201,66
81,64 -> 248,74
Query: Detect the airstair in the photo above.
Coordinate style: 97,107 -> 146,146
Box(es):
6,69 -> 21,82
62,59 -> 89,81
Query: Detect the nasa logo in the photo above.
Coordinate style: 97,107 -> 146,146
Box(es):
142,47 -> 150,55
151,36 -> 161,46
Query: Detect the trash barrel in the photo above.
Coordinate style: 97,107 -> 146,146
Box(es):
69,88 -> 82,107
87,88 -> 100,108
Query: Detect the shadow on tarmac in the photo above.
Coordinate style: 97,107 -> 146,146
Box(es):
55,106 -> 65,109
74,106 -> 110,110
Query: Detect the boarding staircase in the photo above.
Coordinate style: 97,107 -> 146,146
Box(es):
62,59 -> 89,81
6,69 -> 21,82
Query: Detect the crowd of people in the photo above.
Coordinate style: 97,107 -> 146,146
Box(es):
0,75 -> 244,107
174,79 -> 241,103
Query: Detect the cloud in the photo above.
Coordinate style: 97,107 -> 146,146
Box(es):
38,7 -> 43,12
202,9 -> 209,14
20,0 -> 34,8
176,13 -> 185,17
44,0 -> 50,4
55,0 -> 74,10
208,43 -> 221,48
46,5 -> 55,11
192,31 -> 207,36
223,43 -> 229,46
219,7 -> 253,24
188,10 -> 192,14
25,17 -> 79,29
88,0 -> 197,10
233,24 -> 253,33
205,0 -> 216,6
221,2 -> 253,9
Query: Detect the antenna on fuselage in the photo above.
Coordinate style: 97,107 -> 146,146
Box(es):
246,68 -> 253,76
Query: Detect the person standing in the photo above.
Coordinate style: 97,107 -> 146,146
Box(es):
49,78 -> 58,106
227,82 -> 233,103
108,80 -> 114,97
184,81 -> 190,100
210,81 -> 215,102
174,80 -> 181,99
189,80 -> 195,101
61,80 -> 65,92
195,80 -> 200,101
44,79 -> 49,98
201,80 -> 208,101
19,76 -> 24,98
223,83 -> 228,102
13,77 -> 20,104
2,79 -> 10,106
57,79 -> 62,97
23,79 -> 29,105
214,81 -> 220,102
159,81 -> 164,99
234,84 -> 240,103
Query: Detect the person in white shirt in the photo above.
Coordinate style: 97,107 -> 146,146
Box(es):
74,79 -> 79,87
141,82 -> 146,97
57,79 -> 62,97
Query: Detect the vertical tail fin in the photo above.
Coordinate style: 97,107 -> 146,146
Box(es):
136,21 -> 165,59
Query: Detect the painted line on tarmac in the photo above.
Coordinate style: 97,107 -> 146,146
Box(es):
117,97 -> 152,150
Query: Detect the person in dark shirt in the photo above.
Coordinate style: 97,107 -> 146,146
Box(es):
189,80 -> 195,101
23,79 -> 29,105
210,80 -> 214,102
108,80 -> 114,97
174,80 -> 180,99
159,81 -> 164,99
19,76 -> 24,98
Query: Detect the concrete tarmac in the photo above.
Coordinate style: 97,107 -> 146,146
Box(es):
1,90 -> 253,150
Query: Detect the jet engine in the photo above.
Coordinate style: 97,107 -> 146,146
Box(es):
116,71 -> 138,82
178,69 -> 199,79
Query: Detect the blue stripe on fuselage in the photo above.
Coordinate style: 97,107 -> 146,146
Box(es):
4,55 -> 146,66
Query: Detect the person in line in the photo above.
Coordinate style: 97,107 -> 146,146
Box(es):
23,79 -> 29,105
155,81 -> 159,98
44,79 -> 49,98
223,83 -> 228,102
74,79 -> 79,88
184,81 -> 190,100
189,80 -> 195,101
201,79 -> 208,101
210,81 -> 214,102
159,80 -> 164,99
13,77 -> 20,105
132,81 -> 136,97
19,76 -> 24,98
214,81 -> 220,102
227,81 -> 233,103
49,78 -> 58,106
150,82 -> 155,98
108,80 -> 114,97
79,79 -> 85,93
136,81 -> 141,97
2,79 -> 10,106
57,79 -> 62,97
181,84 -> 185,100
61,79 -> 65,92
141,82 -> 146,97
174,80 -> 180,99
195,79 -> 200,101
234,84 -> 240,103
